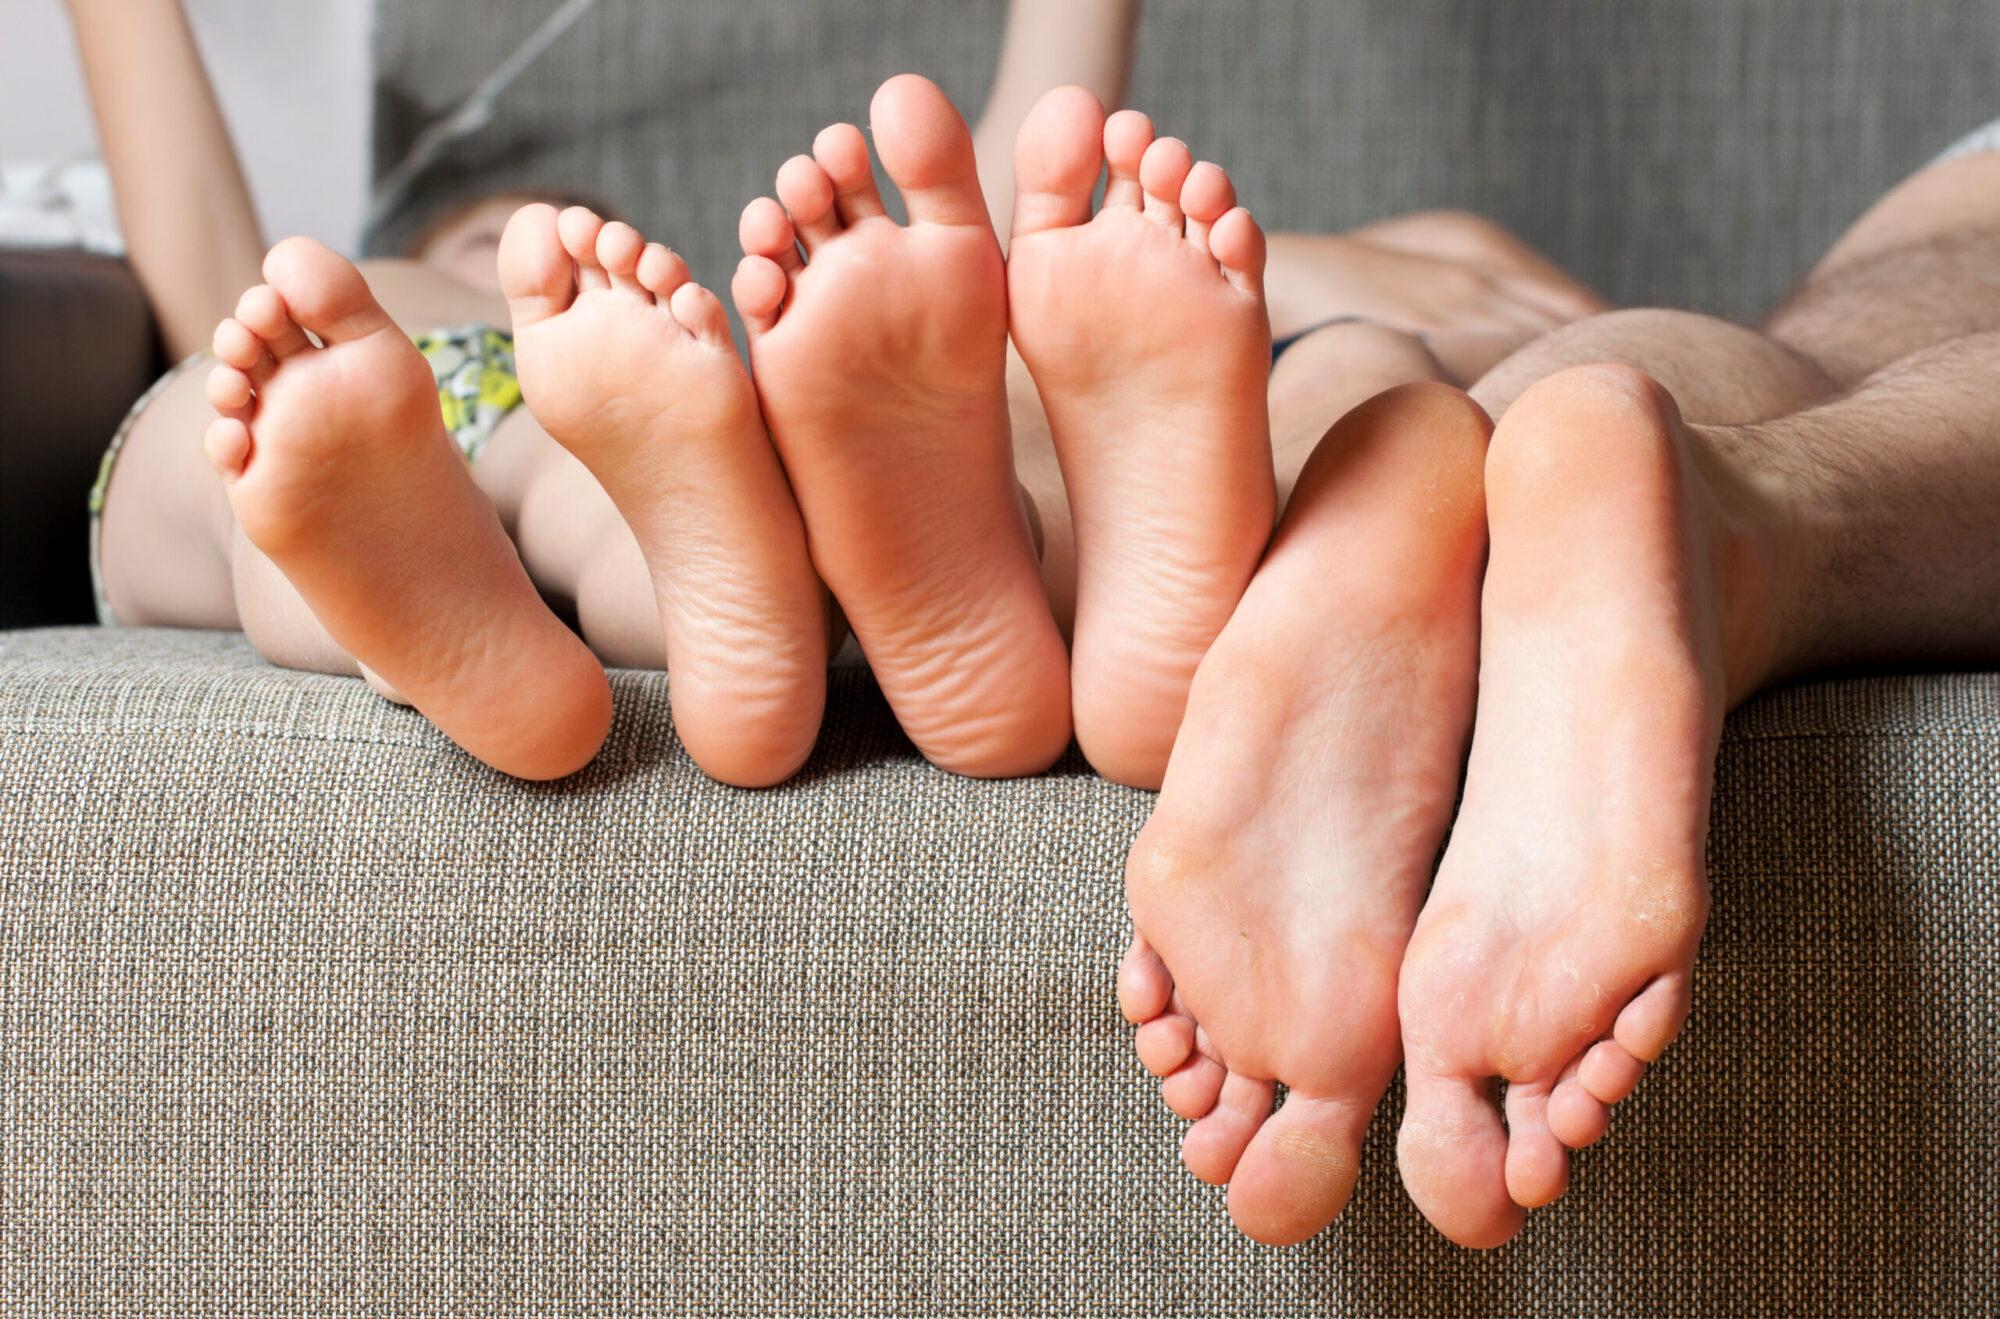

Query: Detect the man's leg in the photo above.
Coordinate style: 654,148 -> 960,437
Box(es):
1396,145 -> 2000,1247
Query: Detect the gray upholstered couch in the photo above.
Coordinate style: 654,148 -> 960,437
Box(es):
6,0 -> 1999,1312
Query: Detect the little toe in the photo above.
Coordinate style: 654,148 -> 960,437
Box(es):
1179,161 -> 1236,253
1138,136 -> 1195,230
1547,1076 -> 1613,1149
557,206 -> 611,292
498,202 -> 578,327
776,154 -> 842,252
206,363 -> 254,419
1501,1083 -> 1571,1209
203,416 -> 252,479
1398,1069 -> 1525,1248
1161,1053 -> 1226,1120
869,73 -> 990,230
1613,973 -> 1693,1063
1227,1094 -> 1372,1246
738,196 -> 805,275
1579,1038 -> 1649,1103
731,255 -> 791,338
1180,1071 -> 1275,1186
667,282 -> 734,350
1135,1014 -> 1196,1076
233,284 -> 311,359
1102,109 -> 1154,209
594,221 -> 649,296
211,318 -> 267,375
1116,934 -> 1175,1023
635,243 -> 691,303
812,122 -> 886,224
1207,207 -> 1268,297
1011,85 -> 1105,239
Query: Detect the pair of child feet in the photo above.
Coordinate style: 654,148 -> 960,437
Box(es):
205,75 -> 1728,1251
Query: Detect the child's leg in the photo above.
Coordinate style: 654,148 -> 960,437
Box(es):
497,203 -> 831,788
201,238 -> 611,779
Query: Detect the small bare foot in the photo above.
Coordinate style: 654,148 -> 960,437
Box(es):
731,74 -> 1071,779
1117,384 -> 1490,1245
500,203 -> 827,787
1008,88 -> 1276,789
204,237 -> 610,779
1397,364 -> 1774,1247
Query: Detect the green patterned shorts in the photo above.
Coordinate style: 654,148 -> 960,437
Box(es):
89,323 -> 523,626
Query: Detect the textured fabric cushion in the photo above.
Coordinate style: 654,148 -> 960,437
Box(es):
369,0 -> 2000,323
4,626 -> 1996,1312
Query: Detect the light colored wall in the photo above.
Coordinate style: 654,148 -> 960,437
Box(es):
0,0 -> 373,254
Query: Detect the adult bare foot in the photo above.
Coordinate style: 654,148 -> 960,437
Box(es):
1397,364 -> 1782,1248
500,203 -> 827,788
203,237 -> 610,779
731,74 -> 1070,779
1117,384 -> 1490,1245
1008,88 -> 1276,789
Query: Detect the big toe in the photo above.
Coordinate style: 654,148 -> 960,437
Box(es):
498,202 -> 577,327
1012,85 -> 1105,238
1226,1094 -> 1370,1246
1397,1069 -> 1525,1249
869,73 -> 989,228
260,237 -> 396,345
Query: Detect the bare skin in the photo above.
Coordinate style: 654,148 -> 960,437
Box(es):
1118,384 -> 1490,1245
1009,87 -> 1275,790
201,238 -> 612,779
1119,146 -> 2000,1249
498,203 -> 828,787
732,74 -> 1072,779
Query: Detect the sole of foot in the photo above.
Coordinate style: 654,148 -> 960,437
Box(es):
1008,88 -> 1277,790
1118,383 -> 1490,1245
204,237 -> 610,780
500,203 -> 828,788
1396,363 -> 1773,1248
731,73 -> 1071,779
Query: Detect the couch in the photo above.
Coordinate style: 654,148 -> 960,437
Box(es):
5,0 -> 1998,1312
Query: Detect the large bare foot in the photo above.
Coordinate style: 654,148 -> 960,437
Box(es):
500,203 -> 827,788
1397,364 -> 1779,1247
731,74 -> 1070,779
203,237 -> 610,779
1117,384 -> 1490,1245
1008,88 -> 1276,789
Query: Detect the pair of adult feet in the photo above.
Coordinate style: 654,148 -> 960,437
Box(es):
204,74 -> 1274,790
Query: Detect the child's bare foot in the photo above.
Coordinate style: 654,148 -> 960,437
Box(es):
1397,365 -> 1775,1247
1117,385 -> 1489,1245
204,237 -> 610,779
499,203 -> 827,788
1008,88 -> 1276,789
731,74 -> 1070,779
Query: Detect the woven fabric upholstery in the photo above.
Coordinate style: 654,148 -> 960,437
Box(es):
4,626 -> 1996,1314
368,0 -> 2000,322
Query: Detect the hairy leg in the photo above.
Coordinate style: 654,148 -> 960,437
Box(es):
1763,151 -> 2000,387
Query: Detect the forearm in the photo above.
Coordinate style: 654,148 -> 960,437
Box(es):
67,0 -> 265,359
972,0 -> 1140,244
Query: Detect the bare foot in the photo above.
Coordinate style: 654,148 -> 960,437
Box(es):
731,73 -> 1070,779
1117,384 -> 1490,1245
1397,364 -> 1777,1247
499,203 -> 827,788
203,237 -> 610,779
1008,89 -> 1276,789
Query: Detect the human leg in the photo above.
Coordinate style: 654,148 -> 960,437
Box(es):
1396,147 -> 2000,1242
